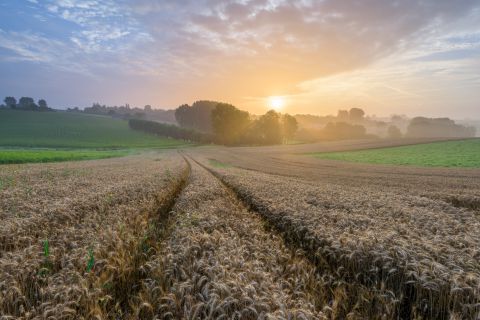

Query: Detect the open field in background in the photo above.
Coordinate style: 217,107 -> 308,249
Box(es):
312,138 -> 480,167
197,139 -> 480,204
0,148 -> 131,164
0,110 -> 189,148
0,110 -> 191,164
1,138 -> 479,319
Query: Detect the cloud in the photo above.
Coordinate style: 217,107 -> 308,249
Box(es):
121,0 -> 480,97
0,0 -> 479,116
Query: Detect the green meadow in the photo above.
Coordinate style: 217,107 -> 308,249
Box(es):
312,139 -> 480,168
0,110 -> 190,164
0,149 -> 131,164
0,110 -> 188,148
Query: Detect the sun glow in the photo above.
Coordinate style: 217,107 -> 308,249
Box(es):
268,96 -> 285,111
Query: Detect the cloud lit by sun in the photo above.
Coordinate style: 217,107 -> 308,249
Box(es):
268,96 -> 285,111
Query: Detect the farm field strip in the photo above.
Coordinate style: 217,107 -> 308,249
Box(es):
128,158 -> 329,319
311,139 -> 480,168
0,110 -> 189,149
196,157 -> 480,319
0,154 -> 190,318
199,147 -> 480,212
0,148 -> 131,164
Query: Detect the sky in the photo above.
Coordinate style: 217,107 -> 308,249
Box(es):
0,0 -> 479,118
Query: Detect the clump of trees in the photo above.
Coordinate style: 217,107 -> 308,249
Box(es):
73,103 -> 177,123
337,107 -> 365,122
211,103 -> 250,145
387,125 -> 403,139
209,103 -> 298,145
175,101 -> 218,133
70,103 -> 177,123
406,117 -> 476,138
1,96 -> 52,111
319,122 -> 367,140
172,101 -> 298,145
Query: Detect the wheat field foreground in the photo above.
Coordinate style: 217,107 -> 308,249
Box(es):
1,142 -> 479,319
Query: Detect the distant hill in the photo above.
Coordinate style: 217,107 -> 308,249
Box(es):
0,109 -> 188,148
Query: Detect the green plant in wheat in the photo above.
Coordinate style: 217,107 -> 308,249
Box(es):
39,239 -> 52,277
43,239 -> 49,257
86,248 -> 95,272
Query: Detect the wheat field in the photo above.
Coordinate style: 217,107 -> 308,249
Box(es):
1,141 -> 479,319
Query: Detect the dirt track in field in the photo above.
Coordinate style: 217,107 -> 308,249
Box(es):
129,157 -> 331,319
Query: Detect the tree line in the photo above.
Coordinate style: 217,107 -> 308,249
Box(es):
128,119 -> 213,143
406,117 -> 476,138
1,96 -> 51,111
295,107 -> 476,141
129,101 -> 298,145
175,101 -> 298,145
68,103 -> 176,123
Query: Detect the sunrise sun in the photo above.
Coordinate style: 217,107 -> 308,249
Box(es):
268,96 -> 285,111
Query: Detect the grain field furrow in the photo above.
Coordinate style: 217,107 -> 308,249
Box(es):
129,157 -> 329,319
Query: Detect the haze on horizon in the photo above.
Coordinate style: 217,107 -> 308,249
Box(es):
0,0 -> 479,118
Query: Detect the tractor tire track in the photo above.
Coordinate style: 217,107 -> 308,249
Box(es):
129,155 -> 328,319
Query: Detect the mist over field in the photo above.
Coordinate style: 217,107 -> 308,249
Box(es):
1,1 -> 480,319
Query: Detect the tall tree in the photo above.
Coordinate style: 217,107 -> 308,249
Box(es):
175,104 -> 191,127
4,96 -> 16,109
349,108 -> 365,121
337,109 -> 349,120
282,114 -> 298,142
175,101 -> 217,132
256,110 -> 283,144
38,99 -> 48,110
18,97 -> 37,110
211,103 -> 250,145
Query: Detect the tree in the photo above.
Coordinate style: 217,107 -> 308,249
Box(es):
387,125 -> 402,139
349,108 -> 365,121
321,122 -> 367,140
144,105 -> 152,112
175,104 -> 191,127
18,97 -> 37,110
4,96 -> 16,109
255,110 -> 283,145
337,109 -> 349,120
282,114 -> 298,142
211,103 -> 250,145
38,99 -> 48,110
406,117 -> 475,138
175,101 -> 218,133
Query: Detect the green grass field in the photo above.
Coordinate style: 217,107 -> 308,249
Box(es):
0,110 -> 189,148
209,159 -> 231,168
0,110 -> 190,164
0,149 -> 131,164
312,139 -> 480,168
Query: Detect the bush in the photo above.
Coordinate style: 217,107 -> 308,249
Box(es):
128,119 -> 213,143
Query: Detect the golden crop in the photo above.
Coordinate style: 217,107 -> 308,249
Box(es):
1,145 -> 479,319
